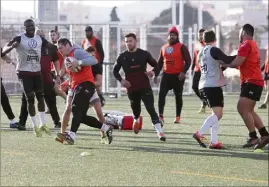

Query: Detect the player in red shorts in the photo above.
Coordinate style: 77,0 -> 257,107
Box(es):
258,46 -> 269,109
223,24 -> 269,149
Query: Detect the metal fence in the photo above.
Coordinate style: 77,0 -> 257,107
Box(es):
0,22 -> 266,96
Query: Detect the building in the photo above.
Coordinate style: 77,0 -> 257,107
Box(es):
37,0 -> 58,21
220,0 -> 268,34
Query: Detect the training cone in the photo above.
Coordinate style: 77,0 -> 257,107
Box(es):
254,149 -> 264,153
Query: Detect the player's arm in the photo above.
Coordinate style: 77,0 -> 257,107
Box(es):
41,37 -> 49,47
146,51 -> 158,68
153,49 -> 164,76
228,43 -> 251,68
113,55 -> 123,82
51,45 -> 60,76
191,51 -> 197,71
2,36 -> 21,57
181,44 -> 192,73
60,63 -> 67,78
210,47 -> 236,64
95,39 -> 105,64
73,48 -> 98,66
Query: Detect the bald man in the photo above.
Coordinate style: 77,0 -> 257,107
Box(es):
17,29 -> 62,131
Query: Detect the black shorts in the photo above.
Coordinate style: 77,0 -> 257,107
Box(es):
240,82 -> 263,101
199,87 -> 224,108
92,63 -> 103,76
264,73 -> 269,80
73,81 -> 95,103
160,73 -> 185,93
18,73 -> 43,94
192,71 -> 201,89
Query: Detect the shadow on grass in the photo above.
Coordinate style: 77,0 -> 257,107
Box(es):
77,144 -> 268,161
0,126 -> 247,139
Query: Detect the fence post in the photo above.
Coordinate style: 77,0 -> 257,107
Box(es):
216,24 -> 220,48
116,23 -> 121,98
179,0 -> 184,42
69,24 -> 73,42
193,23 -> 198,36
172,0 -> 177,25
188,27 -> 193,95
140,24 -> 147,50
102,24 -> 110,93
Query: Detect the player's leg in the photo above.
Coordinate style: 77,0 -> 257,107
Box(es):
17,93 -> 28,130
65,82 -> 112,145
90,91 -> 107,144
55,91 -> 72,143
54,82 -> 67,101
238,83 -> 268,148
33,74 -> 50,135
258,79 -> 268,109
158,74 -> 170,124
19,75 -> 41,137
1,78 -> 18,128
193,87 -> 224,149
127,91 -> 142,134
94,64 -> 105,107
141,88 -> 166,141
192,71 -> 206,113
43,83 -> 61,128
251,111 -> 269,149
172,76 -> 185,123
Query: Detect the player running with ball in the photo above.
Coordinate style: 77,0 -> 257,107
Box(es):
56,38 -> 113,145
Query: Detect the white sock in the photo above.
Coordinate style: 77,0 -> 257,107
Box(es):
39,112 -> 46,125
198,114 -> 218,135
30,116 -> 38,127
100,124 -> 110,132
69,131 -> 76,140
135,117 -> 140,124
10,119 -> 16,124
154,123 -> 163,133
210,122 -> 219,144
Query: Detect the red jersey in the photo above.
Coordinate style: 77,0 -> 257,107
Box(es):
161,42 -> 184,74
66,49 -> 95,89
193,42 -> 205,72
264,47 -> 269,74
81,36 -> 101,63
237,40 -> 264,87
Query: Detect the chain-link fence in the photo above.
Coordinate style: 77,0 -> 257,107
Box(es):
1,22 -> 268,96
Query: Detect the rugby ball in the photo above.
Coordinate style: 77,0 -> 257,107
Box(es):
64,57 -> 82,73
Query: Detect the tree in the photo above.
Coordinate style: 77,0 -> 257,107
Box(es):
147,2 -> 226,53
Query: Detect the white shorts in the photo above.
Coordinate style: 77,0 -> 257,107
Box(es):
67,89 -> 100,105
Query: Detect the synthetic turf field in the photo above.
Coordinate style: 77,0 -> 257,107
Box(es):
1,95 -> 268,186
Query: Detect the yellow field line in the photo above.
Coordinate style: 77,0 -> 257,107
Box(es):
171,171 -> 268,184
2,151 -> 26,156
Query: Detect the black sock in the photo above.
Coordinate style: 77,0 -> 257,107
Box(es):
258,127 -> 269,137
249,131 -> 258,139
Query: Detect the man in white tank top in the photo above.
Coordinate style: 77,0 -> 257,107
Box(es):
2,19 -> 50,137
192,30 -> 236,149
